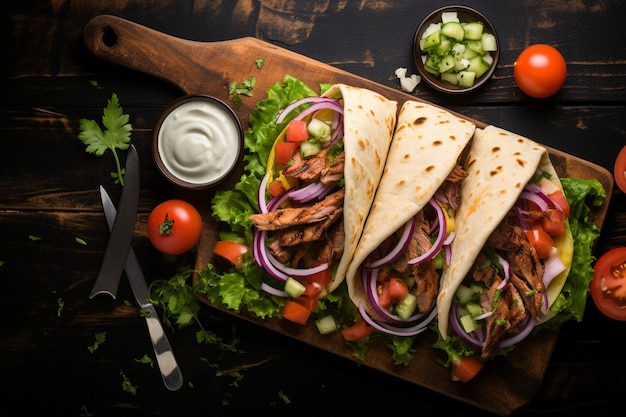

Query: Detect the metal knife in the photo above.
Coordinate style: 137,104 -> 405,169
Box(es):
90,145 -> 141,299
100,185 -> 184,391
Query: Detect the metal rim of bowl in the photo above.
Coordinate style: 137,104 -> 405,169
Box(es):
152,94 -> 244,190
412,5 -> 499,94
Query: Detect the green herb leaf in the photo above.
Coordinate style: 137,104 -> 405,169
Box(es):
87,331 -> 106,353
57,297 -> 64,317
78,93 -> 132,186
255,58 -> 265,69
120,369 -> 138,395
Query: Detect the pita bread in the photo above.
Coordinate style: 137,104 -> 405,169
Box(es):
345,100 -> 475,312
437,125 -> 574,339
322,84 -> 398,291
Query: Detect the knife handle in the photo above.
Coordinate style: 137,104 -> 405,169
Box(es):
143,304 -> 184,391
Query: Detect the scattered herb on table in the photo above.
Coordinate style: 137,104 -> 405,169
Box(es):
78,93 -> 132,186
135,354 -> 155,368
228,76 -> 257,108
29,235 -> 42,241
255,58 -> 265,69
120,369 -> 138,395
57,297 -> 64,317
87,331 -> 106,353
75,237 -> 87,245
278,390 -> 291,404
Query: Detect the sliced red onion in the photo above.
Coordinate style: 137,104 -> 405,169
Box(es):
261,282 -> 289,297
495,253 -> 511,290
289,182 -> 335,203
519,191 -> 550,211
276,97 -> 341,124
364,218 -> 415,269
266,190 -> 291,212
292,100 -> 344,123
258,173 -> 271,214
408,199 -> 446,265
543,254 -> 567,287
498,316 -> 537,348
266,251 -> 329,278
252,230 -> 288,281
358,303 -> 436,337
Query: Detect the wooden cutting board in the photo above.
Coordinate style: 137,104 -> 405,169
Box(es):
83,15 -> 614,416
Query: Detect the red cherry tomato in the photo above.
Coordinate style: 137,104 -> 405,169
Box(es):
147,199 -> 202,255
590,247 -> 626,321
514,44 -> 567,98
614,145 -> 626,194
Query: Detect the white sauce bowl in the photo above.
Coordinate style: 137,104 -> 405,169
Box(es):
152,95 -> 243,190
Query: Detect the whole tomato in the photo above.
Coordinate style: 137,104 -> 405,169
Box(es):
147,199 -> 202,255
514,44 -> 567,98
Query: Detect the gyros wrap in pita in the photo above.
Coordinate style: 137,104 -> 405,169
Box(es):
251,84 -> 397,295
437,125 -> 574,358
345,101 -> 475,330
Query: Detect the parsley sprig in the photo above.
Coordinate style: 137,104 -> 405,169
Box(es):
78,93 -> 132,185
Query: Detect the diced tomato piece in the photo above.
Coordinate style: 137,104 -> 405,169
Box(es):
274,141 -> 299,164
213,240 -> 249,269
388,278 -> 409,302
282,300 -> 312,325
302,267 -> 332,288
285,119 -> 309,142
341,320 -> 376,341
377,281 -> 392,309
547,190 -> 570,218
542,209 -> 565,237
524,229 -> 555,259
451,355 -> 484,383
303,282 -> 324,298
267,179 -> 286,197
294,295 -> 319,312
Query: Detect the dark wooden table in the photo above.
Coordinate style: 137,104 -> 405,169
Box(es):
2,1 -> 625,416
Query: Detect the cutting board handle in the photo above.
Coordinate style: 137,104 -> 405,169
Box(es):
83,15 -> 249,96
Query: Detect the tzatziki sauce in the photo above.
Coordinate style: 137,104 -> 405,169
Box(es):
156,98 -> 241,186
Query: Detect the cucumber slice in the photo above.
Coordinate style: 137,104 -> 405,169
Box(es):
441,22 -> 464,42
315,315 -> 338,334
395,293 -> 418,320
300,140 -> 321,157
460,314 -> 479,333
463,22 -> 484,40
467,55 -> 490,78
441,71 -> 459,85
482,32 -> 497,52
458,71 -> 476,88
422,30 -> 441,49
284,277 -> 306,298
438,54 -> 456,73
307,118 -> 331,142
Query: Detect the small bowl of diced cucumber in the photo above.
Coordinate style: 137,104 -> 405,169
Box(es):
413,5 -> 499,94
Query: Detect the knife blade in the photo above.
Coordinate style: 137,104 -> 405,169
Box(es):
100,185 -> 184,391
90,145 -> 140,299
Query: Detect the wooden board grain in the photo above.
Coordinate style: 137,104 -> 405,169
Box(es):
83,15 -> 614,416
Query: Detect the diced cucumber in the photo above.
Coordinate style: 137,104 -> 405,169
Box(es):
433,37 -> 452,56
438,54 -> 456,73
466,302 -> 483,316
284,277 -> 306,298
441,21 -> 464,42
315,315 -> 339,335
422,30 -> 441,49
395,293 -> 418,320
466,39 -> 485,55
467,55 -> 490,78
458,71 -> 476,88
455,284 -> 475,304
300,140 -> 321,157
463,22 -> 484,40
441,71 -> 459,86
420,15 -> 496,88
460,314 -> 479,333
307,118 -> 331,142
482,33 -> 497,52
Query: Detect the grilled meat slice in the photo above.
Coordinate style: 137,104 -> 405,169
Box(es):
320,151 -> 345,185
316,220 -> 345,265
471,253 -> 527,359
487,223 -> 545,318
283,146 -> 330,182
250,189 -> 345,231
277,208 -> 343,247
